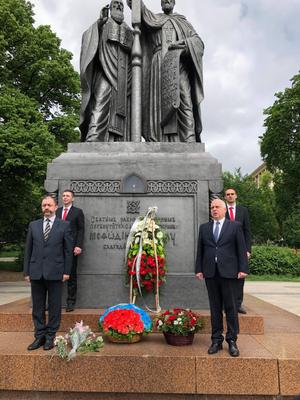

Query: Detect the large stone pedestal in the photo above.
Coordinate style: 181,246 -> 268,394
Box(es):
45,143 -> 223,309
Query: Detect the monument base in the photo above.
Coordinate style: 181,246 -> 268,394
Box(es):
45,142 -> 223,309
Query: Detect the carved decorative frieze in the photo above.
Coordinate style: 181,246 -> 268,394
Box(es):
147,180 -> 198,194
70,180 -> 198,195
70,180 -> 121,194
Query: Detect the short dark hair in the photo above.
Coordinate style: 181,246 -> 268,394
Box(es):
42,194 -> 58,205
62,189 -> 75,197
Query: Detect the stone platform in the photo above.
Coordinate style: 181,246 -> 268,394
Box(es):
0,298 -> 264,335
0,295 -> 300,399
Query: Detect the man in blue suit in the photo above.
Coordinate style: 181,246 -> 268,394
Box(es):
195,199 -> 248,357
24,195 -> 73,351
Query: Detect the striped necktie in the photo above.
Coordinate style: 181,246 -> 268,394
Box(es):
44,219 -> 51,241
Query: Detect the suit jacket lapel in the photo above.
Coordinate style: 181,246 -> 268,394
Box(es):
235,205 -> 240,221
65,205 -> 74,221
209,221 -> 216,243
46,218 -> 59,241
38,219 -> 44,242
218,219 -> 229,243
57,207 -> 63,219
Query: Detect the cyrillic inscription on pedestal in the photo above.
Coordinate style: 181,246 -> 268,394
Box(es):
77,196 -> 195,275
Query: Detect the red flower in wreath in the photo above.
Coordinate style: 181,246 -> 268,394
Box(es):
127,253 -> 167,294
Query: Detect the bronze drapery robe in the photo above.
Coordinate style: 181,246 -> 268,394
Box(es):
140,4 -> 204,142
80,18 -> 132,142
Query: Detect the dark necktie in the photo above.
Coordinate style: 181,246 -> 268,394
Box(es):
214,221 -> 220,242
44,219 -> 51,241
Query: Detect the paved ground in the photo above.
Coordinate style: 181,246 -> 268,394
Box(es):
245,281 -> 300,316
0,281 -> 31,306
0,275 -> 300,316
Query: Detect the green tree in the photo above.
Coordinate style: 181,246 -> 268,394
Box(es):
260,71 -> 300,225
0,0 -> 81,244
0,0 -> 80,121
0,87 -> 60,243
282,202 -> 300,248
223,169 -> 279,243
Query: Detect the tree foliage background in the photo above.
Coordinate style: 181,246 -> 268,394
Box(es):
0,0 -> 81,245
260,70 -> 300,246
222,170 -> 280,244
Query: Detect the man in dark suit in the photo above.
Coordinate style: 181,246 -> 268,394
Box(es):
225,188 -> 251,314
24,195 -> 73,351
56,190 -> 85,312
195,199 -> 248,357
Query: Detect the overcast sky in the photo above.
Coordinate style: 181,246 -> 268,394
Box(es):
29,0 -> 300,174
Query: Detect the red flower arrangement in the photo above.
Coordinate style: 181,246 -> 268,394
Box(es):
126,216 -> 168,300
99,305 -> 152,342
127,253 -> 166,294
102,309 -> 144,336
155,308 -> 203,336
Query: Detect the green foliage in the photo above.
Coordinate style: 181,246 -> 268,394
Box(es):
282,203 -> 300,248
260,71 -> 300,224
249,245 -> 300,276
0,87 -> 60,243
0,0 -> 81,244
0,0 -> 80,120
47,115 -> 80,148
247,274 -> 300,282
223,169 -> 280,243
0,261 -> 21,272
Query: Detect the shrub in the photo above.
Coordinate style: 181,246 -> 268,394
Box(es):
249,245 -> 300,276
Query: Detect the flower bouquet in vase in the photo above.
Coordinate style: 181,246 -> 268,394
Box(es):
99,304 -> 152,344
155,308 -> 203,346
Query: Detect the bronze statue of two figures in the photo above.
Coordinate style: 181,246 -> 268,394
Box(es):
80,0 -> 204,144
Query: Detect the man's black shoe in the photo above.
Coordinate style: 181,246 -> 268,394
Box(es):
228,340 -> 240,357
66,305 -> 74,312
43,339 -> 54,351
27,337 -> 45,351
208,342 -> 223,354
238,305 -> 247,314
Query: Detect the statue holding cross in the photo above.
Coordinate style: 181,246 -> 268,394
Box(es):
79,0 -> 204,143
128,0 -> 204,143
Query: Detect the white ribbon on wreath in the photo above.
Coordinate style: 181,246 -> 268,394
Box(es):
125,206 -> 162,313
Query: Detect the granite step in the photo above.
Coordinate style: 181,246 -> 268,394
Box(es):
0,298 -> 264,335
0,331 -> 279,396
0,295 -> 299,398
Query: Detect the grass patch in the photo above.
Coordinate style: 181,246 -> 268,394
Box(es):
0,261 -> 22,272
0,251 -> 19,258
247,274 -> 300,282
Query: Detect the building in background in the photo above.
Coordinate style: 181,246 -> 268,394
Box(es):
250,162 -> 273,188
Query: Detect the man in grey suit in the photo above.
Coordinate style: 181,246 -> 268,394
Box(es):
195,199 -> 248,357
24,195 -> 73,351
